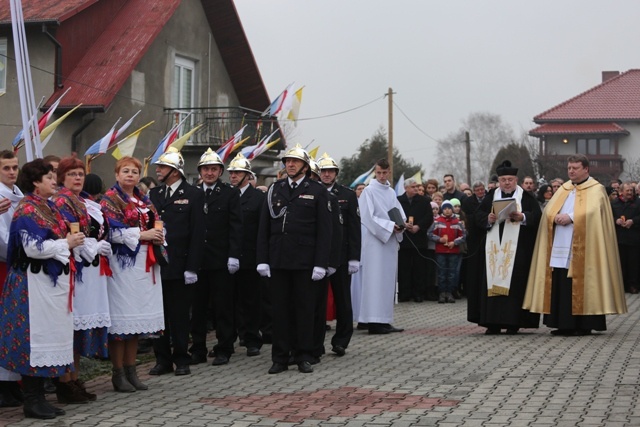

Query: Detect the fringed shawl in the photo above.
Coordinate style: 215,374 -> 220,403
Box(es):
8,193 -> 69,285
100,183 -> 159,269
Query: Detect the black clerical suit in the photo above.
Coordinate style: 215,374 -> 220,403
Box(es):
150,181 -> 205,368
397,193 -> 433,301
233,184 -> 265,350
474,188 -> 541,330
257,177 -> 332,364
190,181 -> 243,360
461,194 -> 485,323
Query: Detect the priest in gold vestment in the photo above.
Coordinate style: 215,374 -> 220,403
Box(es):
523,154 -> 627,336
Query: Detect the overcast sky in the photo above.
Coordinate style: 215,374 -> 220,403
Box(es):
234,0 -> 640,177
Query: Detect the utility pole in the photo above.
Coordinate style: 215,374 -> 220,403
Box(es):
465,131 -> 471,184
388,87 -> 394,183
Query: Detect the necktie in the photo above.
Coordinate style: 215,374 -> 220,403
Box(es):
290,182 -> 297,195
166,187 -> 172,200
206,188 -> 213,197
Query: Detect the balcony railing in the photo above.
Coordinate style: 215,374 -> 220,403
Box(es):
162,106 -> 285,152
538,154 -> 624,180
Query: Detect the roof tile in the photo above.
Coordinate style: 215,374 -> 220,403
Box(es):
535,69 -> 640,121
529,122 -> 630,136
45,0 -> 180,110
0,0 -> 97,24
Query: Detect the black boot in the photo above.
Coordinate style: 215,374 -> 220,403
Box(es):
21,376 -> 56,420
56,380 -> 89,404
0,380 -> 22,407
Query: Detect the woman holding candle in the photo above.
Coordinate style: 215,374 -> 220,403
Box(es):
100,156 -> 164,392
52,156 -> 112,403
0,159 -> 85,419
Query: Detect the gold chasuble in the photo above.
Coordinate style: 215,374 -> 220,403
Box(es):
523,179 -> 627,315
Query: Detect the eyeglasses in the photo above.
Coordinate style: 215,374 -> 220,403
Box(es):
66,172 -> 85,178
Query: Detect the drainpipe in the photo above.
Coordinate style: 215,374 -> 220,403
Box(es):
71,112 -> 94,154
42,24 -> 63,88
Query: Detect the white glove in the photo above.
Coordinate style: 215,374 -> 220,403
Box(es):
311,266 -> 326,281
72,246 -> 84,263
227,257 -> 240,275
327,267 -> 336,276
97,240 -> 112,257
257,263 -> 271,278
348,260 -> 360,275
79,237 -> 99,262
184,270 -> 198,285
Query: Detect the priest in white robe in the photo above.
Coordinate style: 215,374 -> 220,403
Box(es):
357,159 -> 406,334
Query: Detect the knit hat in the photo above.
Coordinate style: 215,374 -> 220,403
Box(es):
430,201 -> 439,209
441,200 -> 453,210
450,198 -> 461,207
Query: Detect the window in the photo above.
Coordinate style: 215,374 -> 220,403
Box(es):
172,56 -> 196,136
0,38 -> 7,94
576,138 -> 613,155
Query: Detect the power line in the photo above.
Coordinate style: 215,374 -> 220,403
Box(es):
279,95 -> 386,122
392,99 -> 440,144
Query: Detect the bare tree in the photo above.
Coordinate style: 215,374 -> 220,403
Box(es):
432,112 -> 516,182
622,157 -> 640,182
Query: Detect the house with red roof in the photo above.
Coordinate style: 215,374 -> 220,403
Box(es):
530,70 -> 640,181
0,0 -> 283,182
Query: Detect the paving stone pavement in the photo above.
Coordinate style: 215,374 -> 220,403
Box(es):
2,294 -> 639,426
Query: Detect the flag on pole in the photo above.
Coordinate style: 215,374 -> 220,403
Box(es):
40,104 -> 82,148
242,129 -> 278,160
111,121 -> 154,160
408,170 -> 422,184
350,165 -> 375,188
12,87 -> 71,149
165,123 -> 203,152
148,113 -> 192,164
307,145 -> 319,160
83,111 -> 141,156
251,138 -> 280,160
84,121 -> 119,157
263,83 -> 292,116
395,173 -> 405,196
216,125 -> 247,162
38,87 -> 70,130
285,86 -> 304,123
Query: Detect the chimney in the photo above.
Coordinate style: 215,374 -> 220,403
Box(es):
602,71 -> 620,83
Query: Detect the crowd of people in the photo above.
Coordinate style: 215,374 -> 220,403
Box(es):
0,145 -> 630,420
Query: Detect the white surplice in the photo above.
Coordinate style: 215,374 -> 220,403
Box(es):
357,179 -> 406,324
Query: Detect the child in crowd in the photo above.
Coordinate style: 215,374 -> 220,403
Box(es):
427,201 -> 466,304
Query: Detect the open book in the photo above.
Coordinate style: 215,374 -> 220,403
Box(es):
493,198 -> 517,223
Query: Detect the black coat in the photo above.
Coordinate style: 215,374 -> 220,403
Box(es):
397,193 -> 433,249
328,191 -> 343,269
198,181 -> 243,270
150,181 -> 206,280
330,184 -> 361,263
257,177 -> 332,270
611,197 -> 640,246
461,194 -> 486,323
238,185 -> 266,270
474,188 -> 541,329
